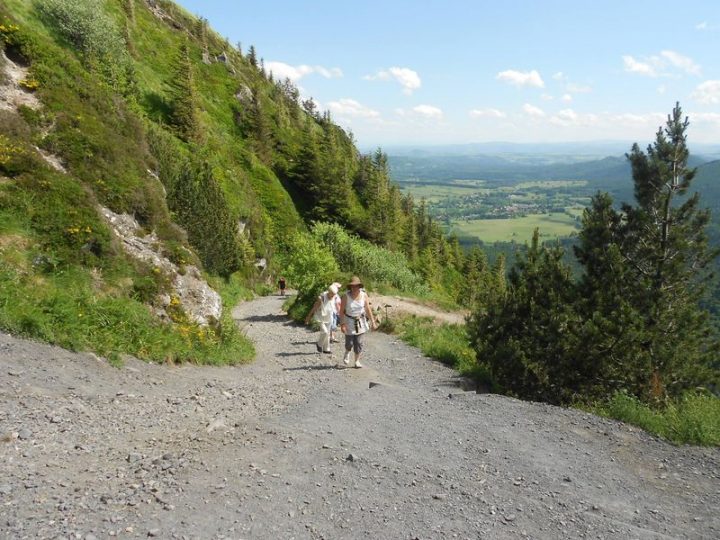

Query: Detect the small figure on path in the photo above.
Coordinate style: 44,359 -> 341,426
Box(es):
329,282 -> 342,343
278,276 -> 286,297
304,284 -> 339,354
340,276 -> 377,368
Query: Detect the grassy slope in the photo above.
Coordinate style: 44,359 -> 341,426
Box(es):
0,0 -> 313,363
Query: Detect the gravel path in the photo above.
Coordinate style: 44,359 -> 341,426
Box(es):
1,294 -> 719,539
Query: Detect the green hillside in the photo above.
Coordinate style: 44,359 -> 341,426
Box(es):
0,0 -> 469,363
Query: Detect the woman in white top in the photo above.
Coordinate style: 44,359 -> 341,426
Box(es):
304,284 -> 338,354
339,276 -> 377,368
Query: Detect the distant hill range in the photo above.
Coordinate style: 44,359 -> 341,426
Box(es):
388,149 -> 718,209
381,140 -> 720,159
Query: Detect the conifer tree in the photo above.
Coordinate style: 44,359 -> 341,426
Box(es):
169,161 -> 243,277
572,192 -> 647,398
247,45 -> 258,67
570,103 -> 718,401
401,194 -> 419,262
468,231 -> 578,403
168,40 -> 200,142
194,17 -> 208,50
246,88 -> 273,164
619,104 -> 716,397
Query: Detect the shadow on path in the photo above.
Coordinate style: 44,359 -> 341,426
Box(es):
243,313 -> 296,324
283,365 -> 342,371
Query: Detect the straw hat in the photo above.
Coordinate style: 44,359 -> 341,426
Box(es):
347,276 -> 363,287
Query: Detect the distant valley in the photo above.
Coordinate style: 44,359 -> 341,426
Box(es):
388,146 -> 720,245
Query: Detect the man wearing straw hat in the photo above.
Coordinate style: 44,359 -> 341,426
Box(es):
339,276 -> 378,368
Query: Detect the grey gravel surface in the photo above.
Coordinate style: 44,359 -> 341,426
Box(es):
1,294 -> 719,539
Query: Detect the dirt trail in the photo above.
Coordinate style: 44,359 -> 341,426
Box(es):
1,294 -> 719,539
369,294 -> 468,325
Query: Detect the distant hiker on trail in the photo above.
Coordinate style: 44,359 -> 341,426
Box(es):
278,276 -> 286,297
304,284 -> 339,354
330,282 -> 342,343
340,276 -> 377,368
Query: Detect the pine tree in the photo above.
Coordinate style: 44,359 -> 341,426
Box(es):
302,98 -> 318,119
247,45 -> 258,67
169,161 -> 243,277
573,193 -> 647,398
246,87 -> 273,164
620,103 -> 718,398
194,17 -> 208,50
468,231 -> 578,403
401,194 -> 419,263
168,40 -> 200,142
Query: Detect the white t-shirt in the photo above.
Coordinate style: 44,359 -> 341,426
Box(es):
343,291 -> 369,335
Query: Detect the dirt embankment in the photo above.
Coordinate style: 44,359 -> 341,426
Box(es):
369,294 -> 468,325
1,294 -> 718,539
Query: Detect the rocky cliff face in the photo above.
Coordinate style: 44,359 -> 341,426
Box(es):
100,207 -> 222,326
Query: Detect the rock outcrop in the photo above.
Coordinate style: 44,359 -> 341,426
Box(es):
100,207 -> 222,326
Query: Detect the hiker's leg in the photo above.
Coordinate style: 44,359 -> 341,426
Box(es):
353,334 -> 364,368
342,335 -> 353,364
319,322 -> 330,352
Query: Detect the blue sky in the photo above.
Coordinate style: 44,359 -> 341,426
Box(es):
175,0 -> 720,148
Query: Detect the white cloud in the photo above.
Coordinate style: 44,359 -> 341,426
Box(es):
541,93 -> 554,101
696,21 -> 708,30
693,112 -> 720,125
610,112 -> 665,128
661,50 -> 701,76
552,72 -> 566,81
657,84 -> 667,95
395,105 -> 443,120
412,105 -> 443,119
266,61 -> 343,82
549,108 -> 579,126
522,103 -> 546,117
623,55 -> 658,77
561,94 -> 573,102
692,80 -> 720,104
548,109 -> 602,128
327,98 -> 380,119
364,67 -> 421,95
496,69 -> 545,88
313,66 -> 343,79
623,50 -> 701,78
469,108 -> 506,119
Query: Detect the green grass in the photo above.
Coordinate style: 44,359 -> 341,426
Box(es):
589,391 -> 720,446
399,181 -> 488,202
452,212 -> 580,243
389,315 -> 492,387
0,259 -> 254,366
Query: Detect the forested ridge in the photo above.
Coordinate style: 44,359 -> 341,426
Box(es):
0,0 -> 718,430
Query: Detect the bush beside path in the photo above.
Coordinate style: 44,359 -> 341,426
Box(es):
0,294 -> 718,538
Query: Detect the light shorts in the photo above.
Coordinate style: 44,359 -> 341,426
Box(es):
344,333 -> 364,354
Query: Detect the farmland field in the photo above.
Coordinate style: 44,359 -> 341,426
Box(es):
398,177 -> 589,243
451,212 -> 581,243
